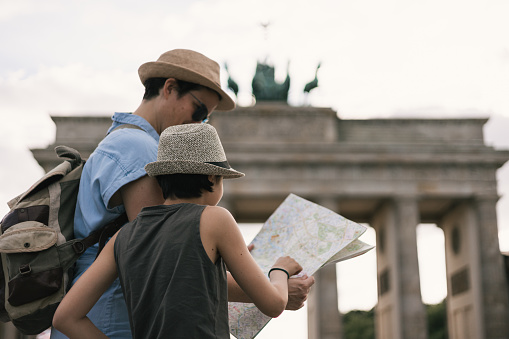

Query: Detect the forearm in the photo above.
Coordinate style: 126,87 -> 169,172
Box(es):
54,317 -> 108,339
53,235 -> 120,338
227,272 -> 253,302
228,271 -> 314,311
228,270 -> 288,317
268,271 -> 289,312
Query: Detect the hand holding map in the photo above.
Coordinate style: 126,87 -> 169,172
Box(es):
229,194 -> 374,339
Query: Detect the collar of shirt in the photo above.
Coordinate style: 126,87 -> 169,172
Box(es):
108,112 -> 160,143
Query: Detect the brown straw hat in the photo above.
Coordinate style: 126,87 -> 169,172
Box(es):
138,49 -> 235,111
145,124 -> 244,179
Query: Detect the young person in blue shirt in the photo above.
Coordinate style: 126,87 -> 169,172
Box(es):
53,123 -> 303,338
51,49 -> 314,338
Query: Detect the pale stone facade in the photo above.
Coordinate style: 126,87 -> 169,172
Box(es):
3,104 -> 509,338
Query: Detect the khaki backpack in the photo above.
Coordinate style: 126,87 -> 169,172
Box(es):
0,145 -> 127,335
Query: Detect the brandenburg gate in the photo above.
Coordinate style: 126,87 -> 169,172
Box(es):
21,103 -> 509,339
2,60 -> 508,338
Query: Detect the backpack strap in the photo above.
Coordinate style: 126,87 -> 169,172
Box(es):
55,145 -> 82,166
110,123 -> 144,133
96,213 -> 128,258
84,123 -> 143,257
71,213 -> 128,257
71,123 -> 144,257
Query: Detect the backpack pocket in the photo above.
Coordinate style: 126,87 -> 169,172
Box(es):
0,221 -> 61,306
1,205 -> 50,233
0,221 -> 57,253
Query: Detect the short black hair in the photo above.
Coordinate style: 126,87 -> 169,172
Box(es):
156,173 -> 220,200
142,78 -> 206,100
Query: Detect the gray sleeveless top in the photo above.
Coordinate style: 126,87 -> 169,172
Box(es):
114,203 -> 229,338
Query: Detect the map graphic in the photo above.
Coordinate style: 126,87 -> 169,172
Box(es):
229,194 -> 374,339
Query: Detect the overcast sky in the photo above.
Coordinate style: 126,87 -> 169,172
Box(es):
1,1 -> 509,337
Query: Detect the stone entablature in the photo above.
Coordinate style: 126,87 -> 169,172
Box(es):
31,106 -> 509,223
35,107 -> 506,165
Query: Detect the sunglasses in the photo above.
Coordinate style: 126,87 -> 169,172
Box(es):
188,92 -> 210,123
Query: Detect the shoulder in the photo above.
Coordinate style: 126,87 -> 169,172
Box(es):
81,128 -> 158,206
201,206 -> 237,232
102,127 -> 157,153
90,127 -> 157,172
202,205 -> 234,220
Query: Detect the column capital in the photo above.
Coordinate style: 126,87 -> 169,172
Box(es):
473,194 -> 500,204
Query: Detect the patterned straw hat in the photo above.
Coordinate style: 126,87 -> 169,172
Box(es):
138,49 -> 235,111
145,124 -> 244,179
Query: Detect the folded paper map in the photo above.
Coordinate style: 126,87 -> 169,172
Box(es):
229,194 -> 374,339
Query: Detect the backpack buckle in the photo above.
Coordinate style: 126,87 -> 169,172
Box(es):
72,241 -> 85,254
19,264 -> 31,276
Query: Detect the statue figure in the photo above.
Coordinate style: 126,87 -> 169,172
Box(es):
304,62 -> 321,94
224,63 -> 239,97
251,60 -> 290,103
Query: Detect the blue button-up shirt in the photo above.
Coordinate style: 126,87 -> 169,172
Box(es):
51,113 -> 159,339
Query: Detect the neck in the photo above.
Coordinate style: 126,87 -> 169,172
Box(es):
133,99 -> 162,134
163,196 -> 210,206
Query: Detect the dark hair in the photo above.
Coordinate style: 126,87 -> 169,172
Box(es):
156,173 -> 220,200
142,78 -> 207,100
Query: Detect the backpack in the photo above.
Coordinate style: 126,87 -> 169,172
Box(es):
0,145 -> 127,335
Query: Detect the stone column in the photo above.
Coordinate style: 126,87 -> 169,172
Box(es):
372,198 -> 427,339
474,197 -> 509,338
307,198 -> 342,339
441,198 -> 509,339
308,265 -> 342,339
440,201 -> 484,339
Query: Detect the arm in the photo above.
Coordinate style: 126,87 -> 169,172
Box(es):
225,243 -> 255,302
226,246 -> 315,310
53,233 -> 120,338
227,272 -> 253,303
110,175 -> 164,221
201,206 -> 302,318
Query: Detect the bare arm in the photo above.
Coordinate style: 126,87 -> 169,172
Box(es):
201,206 -> 302,318
226,243 -> 315,310
227,271 -> 253,303
110,175 -> 164,221
53,233 -> 120,338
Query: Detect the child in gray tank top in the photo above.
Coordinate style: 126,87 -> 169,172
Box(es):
53,123 -> 303,338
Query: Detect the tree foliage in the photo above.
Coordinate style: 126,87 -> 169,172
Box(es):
426,299 -> 448,339
342,299 -> 447,339
343,309 -> 375,339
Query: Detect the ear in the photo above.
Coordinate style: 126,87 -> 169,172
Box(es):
163,78 -> 178,97
208,175 -> 222,184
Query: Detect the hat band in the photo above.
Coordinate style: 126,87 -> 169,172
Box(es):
205,161 -> 231,169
